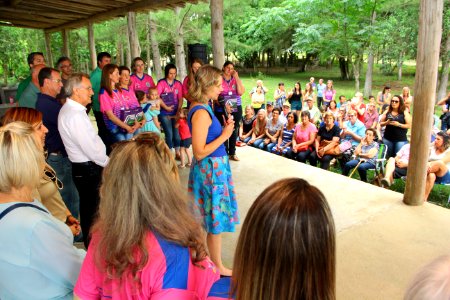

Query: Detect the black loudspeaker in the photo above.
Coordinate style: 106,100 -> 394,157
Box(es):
188,44 -> 208,65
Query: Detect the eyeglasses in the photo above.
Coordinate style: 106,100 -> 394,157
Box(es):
44,168 -> 63,190
391,100 -> 399,103
348,115 -> 356,117
50,79 -> 62,83
78,86 -> 93,91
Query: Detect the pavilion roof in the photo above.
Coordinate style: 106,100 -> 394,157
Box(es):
0,0 -> 200,33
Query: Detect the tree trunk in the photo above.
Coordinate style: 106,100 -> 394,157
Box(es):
127,11 -> 141,60
210,0 -> 225,68
339,57 -> 349,80
149,13 -> 163,80
146,15 -> 151,75
126,28 -> 132,68
352,52 -> 363,91
88,22 -> 96,71
44,31 -> 54,67
3,63 -> 8,85
363,9 -> 377,97
437,33 -> 450,101
62,29 -> 70,57
116,39 -> 122,66
174,7 -> 187,80
397,51 -> 403,81
404,0 -> 443,206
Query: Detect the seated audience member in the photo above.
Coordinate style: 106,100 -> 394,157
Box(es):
364,97 -> 379,129
404,255 -> 450,300
339,109 -> 366,167
425,131 -> 450,200
342,128 -> 379,182
251,86 -> 265,115
302,97 -> 321,125
279,102 -> 291,125
207,178 -> 336,300
336,95 -> 348,110
272,112 -> 297,156
274,82 -> 287,108
239,105 -> 256,144
381,143 -> 410,187
74,132 -> 219,299
248,109 -> 267,148
289,110 -> 317,164
311,112 -> 341,170
327,100 -> 339,119
0,122 -> 85,300
351,92 -> 366,123
266,101 -> 274,119
260,107 -> 283,151
2,107 -> 80,236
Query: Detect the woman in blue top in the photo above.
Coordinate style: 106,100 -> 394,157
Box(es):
188,65 -> 239,276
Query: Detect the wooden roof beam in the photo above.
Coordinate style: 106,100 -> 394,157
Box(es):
26,1 -> 104,14
46,0 -> 198,33
0,13 -> 64,25
0,7 -> 79,20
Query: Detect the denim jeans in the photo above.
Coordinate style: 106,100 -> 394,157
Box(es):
382,138 -> 408,159
159,114 -> 181,149
252,138 -> 265,149
343,159 -> 375,182
260,142 -> 276,152
47,154 -> 80,218
110,127 -> 133,143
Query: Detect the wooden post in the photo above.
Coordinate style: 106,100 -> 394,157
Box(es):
88,22 -> 96,71
127,11 -> 141,60
174,7 -> 187,80
404,0 -> 443,205
44,31 -> 54,67
210,0 -> 224,69
62,29 -> 70,57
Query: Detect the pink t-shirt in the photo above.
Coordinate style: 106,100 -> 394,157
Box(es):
74,231 -> 219,300
130,74 -> 155,94
294,122 -> 317,144
157,79 -> 183,116
178,119 -> 191,140
324,89 -> 336,102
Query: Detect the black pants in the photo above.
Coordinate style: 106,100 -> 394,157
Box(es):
214,105 -> 242,156
72,162 -> 103,248
93,110 -> 112,155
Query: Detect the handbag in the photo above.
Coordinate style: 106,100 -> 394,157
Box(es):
318,140 -> 341,156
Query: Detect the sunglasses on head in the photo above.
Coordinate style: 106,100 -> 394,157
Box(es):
391,100 -> 399,103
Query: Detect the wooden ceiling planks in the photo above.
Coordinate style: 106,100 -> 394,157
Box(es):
0,0 -> 201,31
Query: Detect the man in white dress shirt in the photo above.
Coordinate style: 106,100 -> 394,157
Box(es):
58,73 -> 109,248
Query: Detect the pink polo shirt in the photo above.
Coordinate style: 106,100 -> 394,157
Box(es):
74,231 -> 219,300
130,74 -> 155,94
157,79 -> 183,116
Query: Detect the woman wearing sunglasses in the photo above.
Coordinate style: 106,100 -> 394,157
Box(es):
379,95 -> 411,158
2,107 -> 80,236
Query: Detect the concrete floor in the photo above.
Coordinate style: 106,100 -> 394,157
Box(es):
178,145 -> 450,299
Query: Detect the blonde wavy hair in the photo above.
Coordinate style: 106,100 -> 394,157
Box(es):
188,65 -> 222,103
0,121 -> 44,193
93,132 -> 207,286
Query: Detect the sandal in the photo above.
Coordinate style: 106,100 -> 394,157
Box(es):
229,155 -> 240,161
178,164 -> 186,169
186,163 -> 192,167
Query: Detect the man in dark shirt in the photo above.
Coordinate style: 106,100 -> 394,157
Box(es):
35,67 -> 80,221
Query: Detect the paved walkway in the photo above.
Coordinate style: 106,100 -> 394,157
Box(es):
178,145 -> 450,299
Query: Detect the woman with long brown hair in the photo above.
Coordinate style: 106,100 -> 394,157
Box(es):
207,178 -> 336,300
130,57 -> 156,94
100,64 -> 138,142
74,132 -> 218,299
248,108 -> 267,148
183,58 -> 204,108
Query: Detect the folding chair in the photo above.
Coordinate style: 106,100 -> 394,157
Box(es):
369,143 -> 387,185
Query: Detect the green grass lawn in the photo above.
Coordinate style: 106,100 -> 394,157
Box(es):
237,65 -> 449,207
